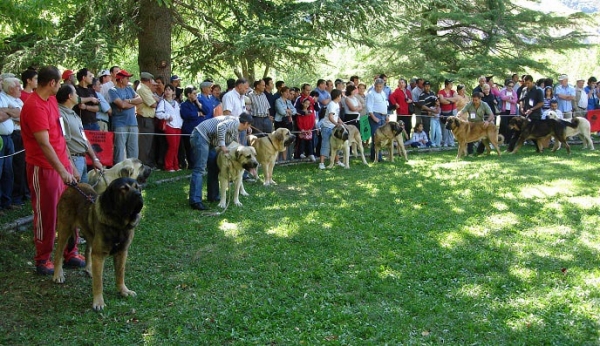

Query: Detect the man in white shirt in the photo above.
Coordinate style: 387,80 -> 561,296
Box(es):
223,78 -> 249,144
100,66 -> 119,101
366,78 -> 389,161
574,79 -> 588,118
0,77 -> 21,210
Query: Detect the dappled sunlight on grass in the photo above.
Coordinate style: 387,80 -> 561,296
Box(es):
520,179 -> 576,199
266,218 -> 299,238
377,265 -> 401,280
569,196 -> 600,209
456,283 -> 487,298
487,212 -> 519,228
218,220 -> 245,242
438,232 -> 466,249
509,266 -> 537,282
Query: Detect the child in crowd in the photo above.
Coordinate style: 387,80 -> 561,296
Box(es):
297,98 -> 316,161
406,123 -> 432,148
429,99 -> 442,147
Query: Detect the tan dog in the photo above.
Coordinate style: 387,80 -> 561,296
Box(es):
344,124 -> 368,165
373,121 -> 408,163
328,125 -> 351,169
546,111 -> 594,150
52,177 -> 143,311
216,142 -> 259,208
87,158 -> 152,194
248,128 -> 296,186
445,116 -> 501,159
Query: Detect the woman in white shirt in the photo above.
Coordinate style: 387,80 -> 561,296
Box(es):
343,85 -> 362,128
156,84 -> 183,172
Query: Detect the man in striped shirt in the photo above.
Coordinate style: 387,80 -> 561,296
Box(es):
249,79 -> 272,134
188,113 -> 253,210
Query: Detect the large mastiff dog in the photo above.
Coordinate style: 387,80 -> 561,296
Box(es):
329,124 -> 368,169
217,142 -> 259,208
445,116 -> 501,159
87,158 -> 152,194
508,116 -> 573,154
52,177 -> 144,311
373,121 -> 408,163
248,128 -> 295,186
546,111 -> 594,150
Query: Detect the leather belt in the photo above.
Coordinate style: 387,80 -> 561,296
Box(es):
253,114 -> 269,118
71,152 -> 86,157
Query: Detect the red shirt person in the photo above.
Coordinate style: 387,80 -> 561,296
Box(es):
20,66 -> 85,275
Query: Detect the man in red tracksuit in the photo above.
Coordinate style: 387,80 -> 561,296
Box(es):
20,66 -> 85,275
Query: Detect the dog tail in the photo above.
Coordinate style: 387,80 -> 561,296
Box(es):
565,118 -> 579,129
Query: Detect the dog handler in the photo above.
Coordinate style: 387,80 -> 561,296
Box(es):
20,66 -> 85,275
458,92 -> 494,155
188,113 -> 253,211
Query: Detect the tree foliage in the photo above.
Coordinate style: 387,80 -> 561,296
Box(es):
367,0 -> 593,87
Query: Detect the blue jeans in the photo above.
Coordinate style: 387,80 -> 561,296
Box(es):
189,131 -> 210,205
71,156 -> 89,183
369,113 -> 386,161
113,126 -> 139,164
430,118 -> 442,146
0,134 -> 14,208
83,122 -> 100,131
319,127 -> 333,157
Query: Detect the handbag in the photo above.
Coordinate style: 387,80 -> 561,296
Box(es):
408,103 -> 415,114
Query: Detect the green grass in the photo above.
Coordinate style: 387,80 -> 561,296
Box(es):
2,145 -> 600,345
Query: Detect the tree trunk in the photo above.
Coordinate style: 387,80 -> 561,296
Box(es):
137,0 -> 172,82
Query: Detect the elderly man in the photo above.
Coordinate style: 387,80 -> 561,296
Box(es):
109,69 -> 143,164
61,69 -> 76,86
136,72 -> 159,168
0,77 -> 22,211
366,78 -> 389,161
573,79 -> 588,118
100,66 -> 119,100
249,79 -> 272,134
554,74 -> 575,120
20,66 -> 83,275
74,68 -> 101,131
92,77 -> 111,131
459,92 -> 495,155
188,113 -> 253,211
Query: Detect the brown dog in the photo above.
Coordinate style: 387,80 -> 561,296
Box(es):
52,177 -> 144,311
445,116 -> 501,159
373,121 -> 408,163
248,128 -> 296,186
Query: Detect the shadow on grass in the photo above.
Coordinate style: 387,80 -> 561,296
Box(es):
1,145 -> 600,344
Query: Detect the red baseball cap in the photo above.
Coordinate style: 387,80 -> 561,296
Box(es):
116,69 -> 133,78
61,70 -> 74,81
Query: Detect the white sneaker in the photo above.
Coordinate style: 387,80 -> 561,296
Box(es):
318,163 -> 326,170
336,161 -> 346,167
300,153 -> 306,159
308,155 -> 316,162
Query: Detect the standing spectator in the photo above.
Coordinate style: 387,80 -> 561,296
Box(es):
389,78 -> 414,136
319,89 -> 344,169
499,81 -> 518,144
473,76 -> 487,94
249,79 -> 272,134
4,76 -> 28,206
429,99 -> 442,147
188,114 -> 253,211
295,86 -> 316,161
223,78 -> 249,148
92,77 -> 111,131
263,77 -> 276,120
61,69 -> 76,86
211,84 -> 223,116
343,84 -> 362,128
155,84 -> 182,172
198,81 -> 219,122
366,78 -> 389,161
109,69 -> 142,164
584,77 -> 598,111
180,87 -> 204,168
57,85 -> 103,183
481,84 -> 498,116
314,79 -> 331,109
20,66 -> 84,275
417,81 -> 437,139
438,79 -> 457,147
155,76 -> 166,98
0,78 -> 20,210
554,74 -> 575,120
573,79 -> 588,118
170,75 -> 183,103
20,68 -> 37,103
411,78 -> 424,118
74,68 -> 101,131
136,72 -> 159,168
100,66 -> 119,101
542,86 -> 555,111
274,86 -> 297,161
455,85 -> 470,117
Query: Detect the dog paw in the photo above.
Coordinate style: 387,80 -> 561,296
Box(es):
270,180 -> 278,185
240,191 -> 249,196
92,298 -> 106,311
218,201 -> 226,208
234,200 -> 243,207
53,272 -> 65,284
120,288 -> 137,297
344,166 -> 350,169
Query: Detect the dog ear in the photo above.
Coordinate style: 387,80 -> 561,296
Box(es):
274,130 -> 284,142
119,166 -> 134,178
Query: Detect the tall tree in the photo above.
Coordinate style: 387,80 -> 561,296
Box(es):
367,0 -> 591,87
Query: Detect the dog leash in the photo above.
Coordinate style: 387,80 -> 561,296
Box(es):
66,181 -> 97,203
89,169 -> 108,189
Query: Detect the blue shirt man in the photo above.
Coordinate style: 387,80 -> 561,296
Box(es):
554,74 -> 575,118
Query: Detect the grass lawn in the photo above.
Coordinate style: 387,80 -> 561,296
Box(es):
1,145 -> 600,345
